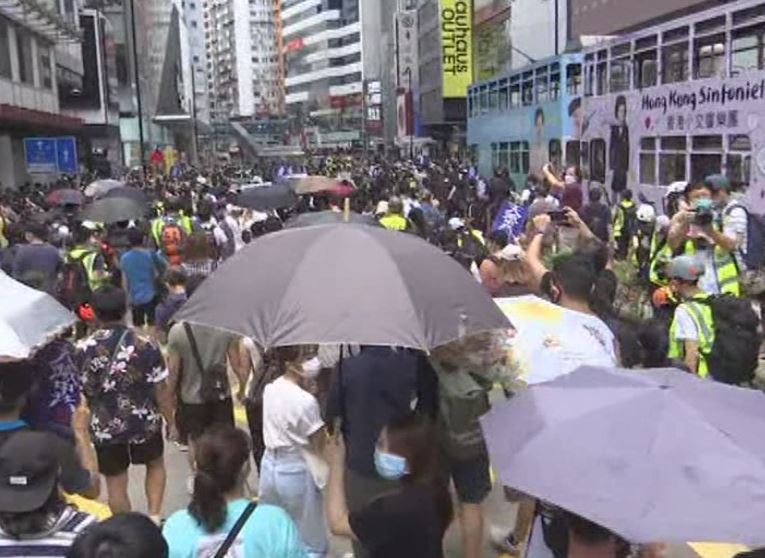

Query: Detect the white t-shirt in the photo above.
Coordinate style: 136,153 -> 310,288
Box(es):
262,376 -> 324,450
723,200 -> 748,271
672,305 -> 699,342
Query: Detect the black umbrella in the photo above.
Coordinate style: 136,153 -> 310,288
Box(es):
79,197 -> 149,224
284,211 -> 381,229
235,183 -> 296,211
100,186 -> 151,204
176,224 -> 510,351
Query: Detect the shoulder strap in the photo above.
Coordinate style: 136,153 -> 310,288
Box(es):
183,322 -> 206,374
213,501 -> 257,558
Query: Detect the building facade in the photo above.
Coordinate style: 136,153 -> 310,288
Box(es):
0,0 -> 85,187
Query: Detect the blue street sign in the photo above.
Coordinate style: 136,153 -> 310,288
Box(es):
55,137 -> 78,174
24,137 -> 57,174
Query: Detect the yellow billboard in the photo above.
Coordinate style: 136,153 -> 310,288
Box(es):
440,0 -> 473,98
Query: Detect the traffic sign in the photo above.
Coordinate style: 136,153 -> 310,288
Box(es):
23,136 -> 80,174
24,137 -> 57,174
56,137 -> 78,174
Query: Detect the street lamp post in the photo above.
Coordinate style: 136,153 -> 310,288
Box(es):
128,0 -> 146,174
403,66 -> 414,161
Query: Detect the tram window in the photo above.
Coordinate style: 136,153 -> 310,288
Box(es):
498,142 -> 509,170
694,33 -> 725,79
489,84 -> 498,112
731,25 -> 765,75
635,49 -> 657,88
565,141 -> 580,167
499,81 -> 509,111
509,142 -> 520,173
566,63 -> 582,95
469,145 -> 478,165
596,50 -> 607,95
727,134 -> 752,187
659,153 -> 686,185
641,137 -> 656,150
536,67 -> 549,103
550,67 -> 560,100
640,152 -> 657,185
580,141 -> 590,171
522,71 -> 534,105
549,139 -> 562,169
610,58 -> 630,92
590,139 -> 606,183
510,82 -> 521,108
661,136 -> 687,150
692,135 -> 723,151
584,64 -> 595,97
480,87 -> 489,114
521,141 -> 530,174
662,41 -> 689,83
690,154 -> 722,183
491,143 -> 499,170
733,3 -> 765,26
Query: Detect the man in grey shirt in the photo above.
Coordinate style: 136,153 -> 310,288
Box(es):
12,222 -> 61,292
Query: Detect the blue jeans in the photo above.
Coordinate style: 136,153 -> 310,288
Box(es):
259,448 -> 328,557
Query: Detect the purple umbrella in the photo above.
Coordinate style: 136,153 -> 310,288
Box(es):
481,366 -> 765,545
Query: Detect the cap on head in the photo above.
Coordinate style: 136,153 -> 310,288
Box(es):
665,255 -> 705,282
704,174 -> 731,192
0,431 -> 59,513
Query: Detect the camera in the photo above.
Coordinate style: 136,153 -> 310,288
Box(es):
692,199 -> 715,227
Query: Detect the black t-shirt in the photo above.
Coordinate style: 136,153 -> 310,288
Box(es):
580,202 -> 611,243
0,421 -> 91,495
349,484 -> 446,558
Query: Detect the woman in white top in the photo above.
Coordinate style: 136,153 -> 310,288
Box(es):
259,345 -> 328,557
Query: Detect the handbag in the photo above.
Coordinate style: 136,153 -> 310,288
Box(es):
212,501 -> 258,558
183,322 -> 229,402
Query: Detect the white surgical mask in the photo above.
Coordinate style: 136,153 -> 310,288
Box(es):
301,357 -> 322,379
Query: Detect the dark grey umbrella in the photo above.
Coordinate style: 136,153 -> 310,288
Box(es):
79,197 -> 149,224
176,224 -> 509,350
284,211 -> 381,229
235,183 -> 296,211
100,186 -> 151,204
481,365 -> 765,545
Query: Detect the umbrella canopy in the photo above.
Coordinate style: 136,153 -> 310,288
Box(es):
84,179 -> 124,198
45,188 -> 83,207
79,197 -> 149,224
284,211 -> 381,229
481,366 -> 765,545
0,272 -> 76,361
99,186 -> 151,204
235,183 -> 296,211
289,175 -> 354,196
176,224 -> 509,351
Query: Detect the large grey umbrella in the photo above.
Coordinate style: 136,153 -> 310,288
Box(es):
285,211 -> 381,229
84,178 -> 124,198
79,197 -> 149,224
481,366 -> 765,545
235,183 -> 296,211
176,224 -> 509,350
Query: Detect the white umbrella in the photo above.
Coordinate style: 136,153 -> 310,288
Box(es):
0,272 -> 76,361
84,179 -> 125,198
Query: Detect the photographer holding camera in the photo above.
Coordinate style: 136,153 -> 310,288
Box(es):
667,179 -> 741,297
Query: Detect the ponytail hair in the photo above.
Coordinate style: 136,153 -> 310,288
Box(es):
188,425 -> 251,532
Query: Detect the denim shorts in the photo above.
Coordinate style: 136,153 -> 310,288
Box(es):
447,451 -> 492,504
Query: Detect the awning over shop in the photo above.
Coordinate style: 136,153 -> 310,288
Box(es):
0,104 -> 84,131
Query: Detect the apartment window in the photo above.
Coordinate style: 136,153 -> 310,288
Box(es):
0,18 -> 10,79
16,31 -> 34,85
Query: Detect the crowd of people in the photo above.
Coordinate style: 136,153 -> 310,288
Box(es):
0,152 -> 762,558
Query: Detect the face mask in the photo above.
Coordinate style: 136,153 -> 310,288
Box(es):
374,449 -> 408,480
564,174 -> 576,186
301,357 -> 322,379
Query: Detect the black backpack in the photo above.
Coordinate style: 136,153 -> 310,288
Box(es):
56,254 -> 92,310
724,203 -> 765,270
698,295 -> 760,385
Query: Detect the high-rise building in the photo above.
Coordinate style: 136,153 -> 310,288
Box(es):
184,0 -> 210,125
281,0 -> 365,148
205,0 -> 280,123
